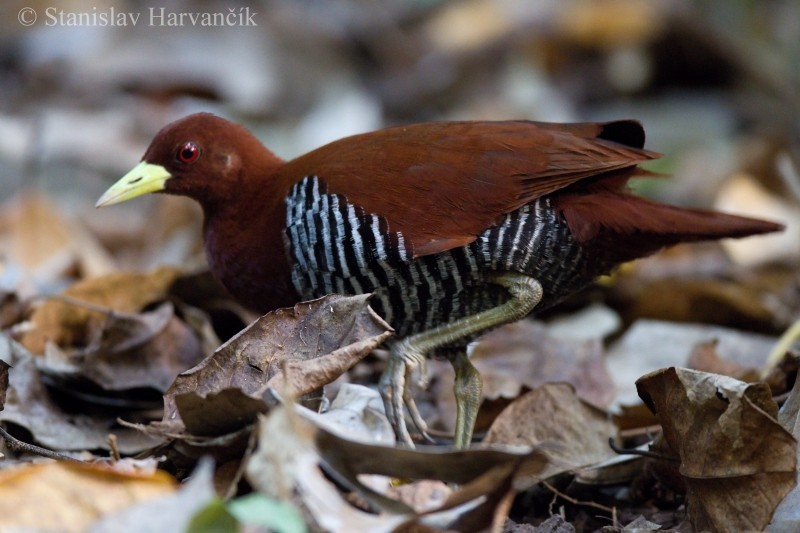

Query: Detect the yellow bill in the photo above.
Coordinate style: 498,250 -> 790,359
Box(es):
95,161 -> 172,207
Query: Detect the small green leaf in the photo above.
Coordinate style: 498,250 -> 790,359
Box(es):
227,493 -> 306,533
186,498 -> 238,533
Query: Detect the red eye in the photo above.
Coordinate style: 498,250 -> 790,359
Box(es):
177,142 -> 200,164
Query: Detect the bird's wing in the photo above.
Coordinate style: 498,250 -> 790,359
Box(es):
280,120 -> 657,258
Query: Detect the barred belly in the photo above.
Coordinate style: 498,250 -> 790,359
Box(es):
285,176 -> 601,338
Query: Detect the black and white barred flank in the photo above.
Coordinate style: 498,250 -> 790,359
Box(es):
285,175 -> 601,338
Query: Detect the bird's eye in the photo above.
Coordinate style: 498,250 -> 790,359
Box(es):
177,142 -> 200,164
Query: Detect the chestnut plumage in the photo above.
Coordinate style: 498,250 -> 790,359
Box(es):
97,113 -> 783,447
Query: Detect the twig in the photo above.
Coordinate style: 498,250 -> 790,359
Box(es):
0,425 -> 83,463
542,480 -> 616,518
108,433 -> 121,462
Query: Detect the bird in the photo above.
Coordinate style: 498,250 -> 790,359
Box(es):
96,113 -> 783,448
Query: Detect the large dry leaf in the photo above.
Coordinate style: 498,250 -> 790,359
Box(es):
166,294 -> 393,435
0,461 -> 176,533
0,334 -> 161,453
636,367 -> 796,532
483,382 -> 619,488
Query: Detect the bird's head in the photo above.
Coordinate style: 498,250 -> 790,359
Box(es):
96,113 -> 280,209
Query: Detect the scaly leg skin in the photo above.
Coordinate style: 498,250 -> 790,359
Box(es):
451,350 -> 482,449
379,273 -> 544,448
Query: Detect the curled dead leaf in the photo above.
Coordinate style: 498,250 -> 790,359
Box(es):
636,367 -> 796,532
165,294 -> 393,435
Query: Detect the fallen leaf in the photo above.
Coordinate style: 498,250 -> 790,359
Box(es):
0,461 -> 176,533
614,276 -> 785,332
636,367 -> 796,532
166,294 -> 393,435
39,301 -> 206,393
89,459 -> 216,533
305,383 -> 396,445
21,266 -> 185,355
0,291 -> 23,329
483,383 -> 619,487
0,334 -> 162,453
472,320 -> 615,407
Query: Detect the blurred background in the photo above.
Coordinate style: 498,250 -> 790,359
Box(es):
0,0 -> 798,300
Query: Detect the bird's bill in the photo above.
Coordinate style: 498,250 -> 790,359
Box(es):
95,161 -> 172,207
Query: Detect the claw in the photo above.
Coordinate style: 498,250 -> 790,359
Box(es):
379,355 -> 415,446
403,382 -> 435,443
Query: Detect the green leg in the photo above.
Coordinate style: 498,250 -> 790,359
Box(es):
451,350 -> 482,449
379,273 -> 543,447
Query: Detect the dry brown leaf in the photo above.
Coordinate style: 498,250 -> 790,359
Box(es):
21,266 -> 185,355
484,382 -> 618,488
615,276 -> 784,332
39,301 -> 206,392
636,367 -> 796,532
165,294 -> 393,435
0,461 -> 176,533
0,334 -> 162,453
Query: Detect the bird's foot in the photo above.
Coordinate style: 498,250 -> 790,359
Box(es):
379,339 -> 433,447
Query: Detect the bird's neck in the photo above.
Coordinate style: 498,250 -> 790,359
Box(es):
201,176 -> 297,314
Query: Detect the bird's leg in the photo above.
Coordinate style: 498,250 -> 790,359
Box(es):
451,349 -> 482,448
380,273 -> 543,447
